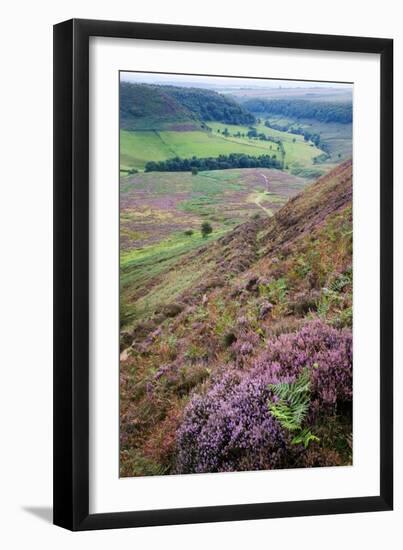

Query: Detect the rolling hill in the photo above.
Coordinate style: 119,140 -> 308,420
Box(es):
120,82 -> 255,131
120,82 -> 330,176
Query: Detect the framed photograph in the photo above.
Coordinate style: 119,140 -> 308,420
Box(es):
53,19 -> 393,530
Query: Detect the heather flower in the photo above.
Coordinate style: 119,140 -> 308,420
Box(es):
175,320 -> 352,474
237,315 -> 249,326
231,330 -> 260,366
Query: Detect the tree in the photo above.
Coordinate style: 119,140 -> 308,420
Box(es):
201,222 -> 213,238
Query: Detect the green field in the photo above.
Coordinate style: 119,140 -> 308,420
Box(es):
257,115 -> 353,164
159,130 -> 272,157
207,121 -> 325,177
120,130 -> 174,171
120,122 -> 324,176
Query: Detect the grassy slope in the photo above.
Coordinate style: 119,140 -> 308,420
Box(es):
120,130 -> 175,171
120,160 -> 353,476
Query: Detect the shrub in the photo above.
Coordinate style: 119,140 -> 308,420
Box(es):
201,221 -> 213,238
223,331 -> 237,347
175,321 -> 352,474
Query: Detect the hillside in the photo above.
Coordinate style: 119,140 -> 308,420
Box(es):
165,85 -> 255,125
120,82 -> 255,131
120,160 -> 353,477
119,167 -> 307,327
120,82 -> 200,131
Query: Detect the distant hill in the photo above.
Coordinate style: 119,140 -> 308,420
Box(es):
241,98 -> 352,124
120,82 -> 255,130
229,86 -> 352,103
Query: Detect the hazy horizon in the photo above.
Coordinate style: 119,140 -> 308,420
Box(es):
120,71 -> 353,92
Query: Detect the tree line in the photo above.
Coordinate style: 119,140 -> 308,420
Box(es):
263,120 -> 323,148
144,153 -> 283,173
243,99 -> 352,124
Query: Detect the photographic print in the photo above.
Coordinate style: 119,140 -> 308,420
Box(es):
119,71 -> 353,478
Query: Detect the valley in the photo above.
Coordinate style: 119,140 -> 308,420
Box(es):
119,75 -> 353,478
120,167 -> 307,328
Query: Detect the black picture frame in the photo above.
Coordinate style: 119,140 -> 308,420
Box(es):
53,18 -> 393,531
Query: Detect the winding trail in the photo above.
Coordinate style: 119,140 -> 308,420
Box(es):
253,172 -> 273,216
260,172 -> 269,190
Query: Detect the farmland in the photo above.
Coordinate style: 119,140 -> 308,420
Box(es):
208,121 -> 326,176
120,123 -> 323,176
261,116 -> 352,163
120,126 -> 323,175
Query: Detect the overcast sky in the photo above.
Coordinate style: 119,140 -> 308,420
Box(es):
120,71 -> 352,90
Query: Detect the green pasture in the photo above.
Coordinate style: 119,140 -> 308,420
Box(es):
260,116 -> 352,163
120,130 -> 175,171
120,124 -> 323,173
208,122 -> 323,173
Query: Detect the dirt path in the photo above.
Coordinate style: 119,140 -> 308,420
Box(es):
260,172 -> 269,190
253,196 -> 273,216
253,172 -> 273,216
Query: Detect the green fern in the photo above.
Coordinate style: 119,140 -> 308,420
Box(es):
291,428 -> 320,448
268,367 -> 319,448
